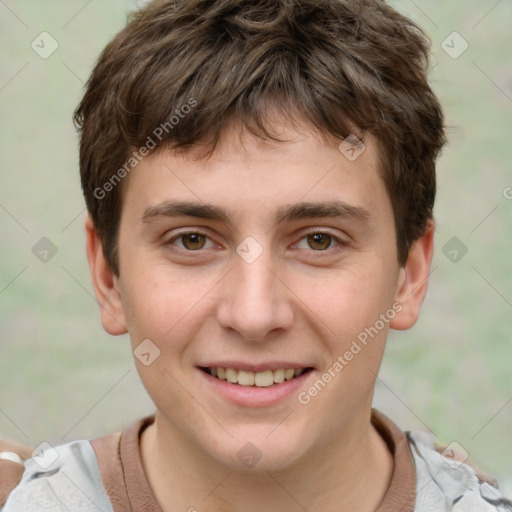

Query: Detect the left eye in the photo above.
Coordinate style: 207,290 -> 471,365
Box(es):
296,232 -> 341,251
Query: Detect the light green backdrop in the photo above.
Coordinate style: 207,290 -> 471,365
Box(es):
1,0 -> 511,493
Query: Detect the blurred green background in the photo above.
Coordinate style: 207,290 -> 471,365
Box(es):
1,0 -> 511,494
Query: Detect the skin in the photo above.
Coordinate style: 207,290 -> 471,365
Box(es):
86,117 -> 434,512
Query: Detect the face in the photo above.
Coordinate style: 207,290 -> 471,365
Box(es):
88,119 -> 431,473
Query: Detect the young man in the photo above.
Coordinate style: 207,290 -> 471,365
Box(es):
1,0 -> 511,510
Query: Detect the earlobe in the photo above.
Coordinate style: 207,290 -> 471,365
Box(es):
85,216 -> 128,336
390,220 -> 435,331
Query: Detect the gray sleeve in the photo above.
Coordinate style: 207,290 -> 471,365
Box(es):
2,440 -> 114,512
408,431 -> 512,512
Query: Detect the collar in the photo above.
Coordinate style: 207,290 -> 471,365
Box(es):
92,408 -> 417,512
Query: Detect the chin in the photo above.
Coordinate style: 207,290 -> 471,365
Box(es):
208,427 -> 308,473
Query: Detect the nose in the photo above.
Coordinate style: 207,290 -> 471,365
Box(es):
215,249 -> 295,343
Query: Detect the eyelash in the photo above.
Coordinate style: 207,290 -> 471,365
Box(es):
166,229 -> 347,255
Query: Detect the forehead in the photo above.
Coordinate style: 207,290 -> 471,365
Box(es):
120,120 -> 392,228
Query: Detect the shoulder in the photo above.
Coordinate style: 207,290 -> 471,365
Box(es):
406,430 -> 512,511
0,438 -> 31,508
0,436 -> 114,512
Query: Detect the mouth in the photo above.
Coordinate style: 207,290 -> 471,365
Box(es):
199,366 -> 314,387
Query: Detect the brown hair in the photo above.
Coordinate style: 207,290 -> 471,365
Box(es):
74,0 -> 446,275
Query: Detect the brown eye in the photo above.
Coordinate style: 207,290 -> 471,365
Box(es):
181,233 -> 207,250
167,230 -> 216,253
307,233 -> 333,250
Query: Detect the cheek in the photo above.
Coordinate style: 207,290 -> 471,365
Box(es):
120,271 -> 178,344
120,264 -> 218,350
299,262 -> 396,337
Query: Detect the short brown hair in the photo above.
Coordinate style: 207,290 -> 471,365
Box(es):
74,0 -> 446,275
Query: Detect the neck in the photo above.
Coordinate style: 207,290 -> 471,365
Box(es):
140,410 -> 394,512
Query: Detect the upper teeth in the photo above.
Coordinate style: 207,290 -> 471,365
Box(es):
209,367 -> 305,387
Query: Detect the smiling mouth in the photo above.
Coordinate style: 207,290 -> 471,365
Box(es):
200,367 -> 314,387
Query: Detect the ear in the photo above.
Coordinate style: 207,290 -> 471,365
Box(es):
390,219 -> 435,330
85,216 -> 128,336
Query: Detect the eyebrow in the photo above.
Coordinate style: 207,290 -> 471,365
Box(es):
141,200 -> 372,226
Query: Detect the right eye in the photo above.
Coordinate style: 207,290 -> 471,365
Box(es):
167,231 -> 215,251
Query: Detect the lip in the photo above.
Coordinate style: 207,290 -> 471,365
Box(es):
197,366 -> 315,408
197,361 -> 312,373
